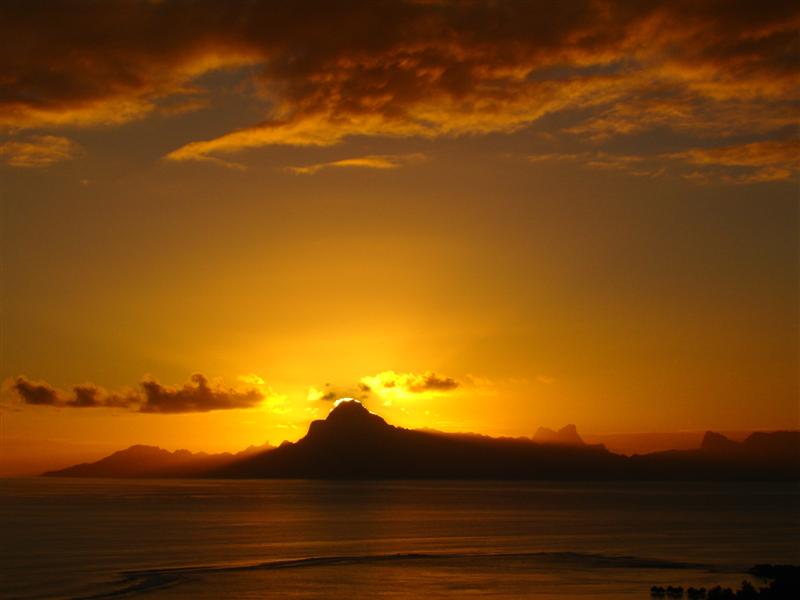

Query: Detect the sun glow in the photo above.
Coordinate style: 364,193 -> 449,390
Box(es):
333,397 -> 358,407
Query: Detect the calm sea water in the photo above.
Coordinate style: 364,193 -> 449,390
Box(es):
0,479 -> 797,599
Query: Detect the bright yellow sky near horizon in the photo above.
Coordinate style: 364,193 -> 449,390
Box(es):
1,1 -> 798,475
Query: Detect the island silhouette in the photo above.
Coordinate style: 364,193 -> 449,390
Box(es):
45,400 -> 800,480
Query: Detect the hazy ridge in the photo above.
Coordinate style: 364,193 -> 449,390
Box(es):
45,401 -> 799,480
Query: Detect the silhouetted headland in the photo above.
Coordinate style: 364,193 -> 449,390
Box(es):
650,563 -> 800,598
44,400 -> 800,480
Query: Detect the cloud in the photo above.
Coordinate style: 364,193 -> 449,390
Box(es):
361,370 -> 460,399
238,373 -> 266,386
527,151 -> 665,179
0,2 -> 258,131
0,135 -> 79,167
667,139 -> 800,183
2,1 -> 796,178
138,374 -> 263,413
6,374 -> 267,413
285,153 -> 425,175
11,377 -> 62,406
307,383 -> 371,403
65,385 -> 103,408
527,139 -> 798,183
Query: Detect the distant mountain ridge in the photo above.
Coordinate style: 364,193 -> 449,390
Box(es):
581,431 -> 747,456
43,442 -> 272,478
44,401 -> 800,480
628,429 -> 800,479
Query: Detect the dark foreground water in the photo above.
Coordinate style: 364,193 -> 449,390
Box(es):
0,479 -> 797,599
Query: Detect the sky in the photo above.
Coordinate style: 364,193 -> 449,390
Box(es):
1,0 -> 798,475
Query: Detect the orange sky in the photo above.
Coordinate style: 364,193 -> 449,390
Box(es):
1,1 -> 798,476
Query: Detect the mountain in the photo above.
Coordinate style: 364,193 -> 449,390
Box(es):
210,401 -> 625,479
701,431 -> 741,454
629,430 -> 800,480
44,401 -> 800,480
581,431 -> 754,456
43,442 -> 272,478
533,424 -> 584,446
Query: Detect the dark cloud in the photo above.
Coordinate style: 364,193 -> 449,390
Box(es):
407,373 -> 459,393
65,385 -> 102,408
13,377 -> 61,406
1,1 -> 797,179
8,374 -> 264,413
308,382 -> 371,403
139,374 -> 264,413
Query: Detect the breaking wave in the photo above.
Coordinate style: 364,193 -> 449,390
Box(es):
71,551 -> 714,599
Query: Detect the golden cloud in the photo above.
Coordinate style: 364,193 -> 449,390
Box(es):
527,151 -> 665,178
528,137 -> 799,183
668,139 -> 800,183
669,139 -> 800,168
0,135 -> 79,167
361,370 -> 460,400
285,153 -> 426,175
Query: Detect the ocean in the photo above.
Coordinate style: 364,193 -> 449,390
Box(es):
1,479 -> 797,599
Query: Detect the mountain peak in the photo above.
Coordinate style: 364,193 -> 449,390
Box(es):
701,431 -> 739,453
303,399 -> 389,437
326,398 -> 372,420
534,424 -> 584,446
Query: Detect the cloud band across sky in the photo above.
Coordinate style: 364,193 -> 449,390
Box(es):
1,0 -> 797,181
8,374 -> 267,414
7,369 -> 466,414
